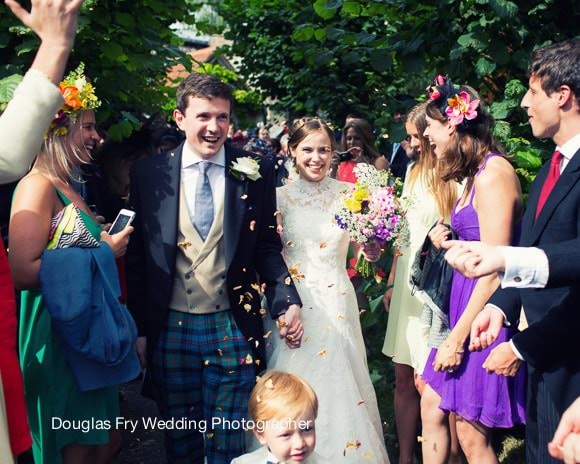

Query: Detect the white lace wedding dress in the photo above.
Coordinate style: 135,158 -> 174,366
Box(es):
266,176 -> 389,463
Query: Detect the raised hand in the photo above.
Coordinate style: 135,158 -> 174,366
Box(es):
469,306 -> 504,352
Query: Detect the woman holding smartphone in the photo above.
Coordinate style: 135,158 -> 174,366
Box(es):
9,67 -> 133,464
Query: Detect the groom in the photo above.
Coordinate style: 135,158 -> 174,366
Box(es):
126,73 -> 303,464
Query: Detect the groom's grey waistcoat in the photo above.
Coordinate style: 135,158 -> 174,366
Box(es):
169,179 -> 229,314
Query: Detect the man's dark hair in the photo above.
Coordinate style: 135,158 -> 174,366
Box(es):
176,72 -> 233,113
529,38 -> 580,101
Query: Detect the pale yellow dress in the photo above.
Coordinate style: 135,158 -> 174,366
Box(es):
382,163 -> 440,374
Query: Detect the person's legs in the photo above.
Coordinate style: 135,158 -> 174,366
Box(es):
448,413 -> 463,464
455,417 -> 497,464
420,385 -> 449,464
94,429 -> 122,464
151,311 -> 205,464
202,311 -> 255,464
394,363 -> 420,464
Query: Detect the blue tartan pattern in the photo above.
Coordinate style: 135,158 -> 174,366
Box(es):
151,309 -> 255,464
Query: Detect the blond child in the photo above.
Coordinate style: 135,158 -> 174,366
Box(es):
231,371 -> 331,464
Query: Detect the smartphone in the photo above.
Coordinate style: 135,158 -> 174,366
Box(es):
336,150 -> 354,162
108,209 -> 136,235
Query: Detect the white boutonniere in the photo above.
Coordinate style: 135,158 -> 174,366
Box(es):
230,157 -> 262,181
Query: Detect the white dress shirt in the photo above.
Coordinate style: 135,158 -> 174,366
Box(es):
181,142 -> 225,225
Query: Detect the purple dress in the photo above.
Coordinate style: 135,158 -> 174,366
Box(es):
421,154 -> 526,428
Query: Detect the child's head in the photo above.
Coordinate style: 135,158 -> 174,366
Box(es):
249,371 -> 318,463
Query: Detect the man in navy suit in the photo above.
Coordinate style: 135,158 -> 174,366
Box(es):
126,73 -> 303,463
443,39 -> 580,463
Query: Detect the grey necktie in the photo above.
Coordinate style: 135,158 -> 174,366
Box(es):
194,161 -> 214,240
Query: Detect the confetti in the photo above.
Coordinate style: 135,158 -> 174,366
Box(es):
256,395 -> 262,403
328,283 -> 335,288
318,349 -> 327,357
177,241 -> 192,250
359,309 -> 367,315
326,325 -> 332,331
240,194 -> 248,200
204,360 -> 210,365
261,283 -> 267,292
286,240 -> 295,247
303,336 -> 310,343
233,285 -> 242,291
286,334 -> 295,341
274,210 -> 282,217
319,242 -> 327,249
288,262 -> 305,282
254,340 -> 260,347
259,308 -> 267,316
251,283 -> 261,292
207,433 -> 214,439
243,304 -> 252,312
417,436 -> 427,443
242,267 -> 247,272
357,399 -> 366,406
245,354 -> 253,364
337,314 -> 345,320
255,359 -> 261,366
263,330 -> 273,339
238,295 -> 245,305
364,452 -> 373,460
265,379 -> 275,389
345,440 -> 361,449
244,291 -> 253,300
284,277 -> 292,285
217,349 -> 223,356
374,274 -> 383,283
249,220 -> 256,231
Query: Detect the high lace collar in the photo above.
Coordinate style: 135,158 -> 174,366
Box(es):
294,174 -> 333,195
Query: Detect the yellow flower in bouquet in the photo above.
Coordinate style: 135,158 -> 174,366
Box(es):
344,198 -> 362,213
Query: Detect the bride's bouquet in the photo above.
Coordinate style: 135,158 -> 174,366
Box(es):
334,163 -> 409,278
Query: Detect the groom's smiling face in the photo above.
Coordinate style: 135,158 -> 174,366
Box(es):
174,96 -> 231,159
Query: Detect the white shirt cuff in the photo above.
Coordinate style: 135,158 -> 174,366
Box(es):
500,246 -> 549,288
509,340 -> 525,361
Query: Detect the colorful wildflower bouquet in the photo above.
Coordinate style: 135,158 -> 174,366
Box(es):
335,164 -> 409,278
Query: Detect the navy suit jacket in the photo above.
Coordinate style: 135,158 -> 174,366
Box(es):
489,147 -> 580,413
125,143 -> 301,371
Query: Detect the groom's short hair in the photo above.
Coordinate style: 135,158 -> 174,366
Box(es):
176,72 -> 233,113
248,371 -> 318,422
529,38 -> 580,102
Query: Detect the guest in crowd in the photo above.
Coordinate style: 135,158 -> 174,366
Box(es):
332,118 -> 388,182
9,66 -> 133,464
420,76 -> 525,463
382,102 -> 459,464
232,371 -> 331,464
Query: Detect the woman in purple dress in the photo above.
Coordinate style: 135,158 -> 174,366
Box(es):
419,76 -> 526,464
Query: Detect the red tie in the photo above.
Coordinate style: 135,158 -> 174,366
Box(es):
535,150 -> 563,219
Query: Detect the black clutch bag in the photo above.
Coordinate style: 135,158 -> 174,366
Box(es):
409,222 -> 457,316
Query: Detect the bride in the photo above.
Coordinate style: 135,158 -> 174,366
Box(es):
266,117 -> 389,463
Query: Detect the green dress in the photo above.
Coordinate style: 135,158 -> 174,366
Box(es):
19,189 -> 119,464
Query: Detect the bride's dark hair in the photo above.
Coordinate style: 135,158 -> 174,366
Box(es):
287,117 -> 336,156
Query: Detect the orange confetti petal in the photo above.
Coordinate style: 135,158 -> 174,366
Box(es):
374,274 -> 383,283
417,436 -> 427,443
255,359 -> 261,366
251,283 -> 261,292
249,220 -> 256,231
318,349 -> 327,357
345,440 -> 361,449
337,314 -> 345,320
284,276 -> 292,285
319,242 -> 327,249
357,399 -> 366,406
286,240 -> 294,247
364,451 -> 372,460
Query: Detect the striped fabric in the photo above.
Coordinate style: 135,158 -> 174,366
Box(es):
47,203 -> 99,250
151,309 -> 255,464
526,368 -> 561,464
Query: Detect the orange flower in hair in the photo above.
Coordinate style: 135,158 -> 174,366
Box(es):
59,85 -> 82,110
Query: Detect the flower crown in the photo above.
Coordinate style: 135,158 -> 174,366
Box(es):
49,63 -> 101,137
426,74 -> 480,127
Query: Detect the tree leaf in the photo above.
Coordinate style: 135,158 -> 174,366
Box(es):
0,74 -> 23,104
313,0 -> 340,19
369,49 -> 392,72
475,57 -> 496,77
292,24 -> 315,42
342,1 -> 362,16
490,0 -> 519,18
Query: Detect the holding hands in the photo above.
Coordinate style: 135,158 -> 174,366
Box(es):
277,304 -> 303,349
442,240 -> 506,279
468,306 -> 505,352
482,342 -> 522,377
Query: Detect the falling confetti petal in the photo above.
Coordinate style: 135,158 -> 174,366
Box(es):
177,241 -> 192,250
345,440 -> 361,449
243,304 -> 252,312
374,274 -> 383,283
249,220 -> 256,231
337,314 -> 345,320
242,267 -> 247,272
263,330 -> 272,339
288,262 -> 305,282
286,240 -> 295,247
238,295 -> 245,305
303,336 -> 310,343
207,433 -> 214,439
319,242 -> 327,249
245,354 -> 253,364
274,210 -> 282,217
233,285 -> 242,291
357,399 -> 366,406
328,283 -> 335,288
265,379 -> 275,389
364,452 -> 372,460
256,395 -> 262,403
318,349 -> 327,357
255,359 -> 261,366
284,277 -> 292,285
245,291 -> 253,300
417,436 -> 427,443
251,283 -> 261,292
240,194 -> 248,200
259,308 -> 267,316
204,360 -> 210,365
217,349 -> 223,357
